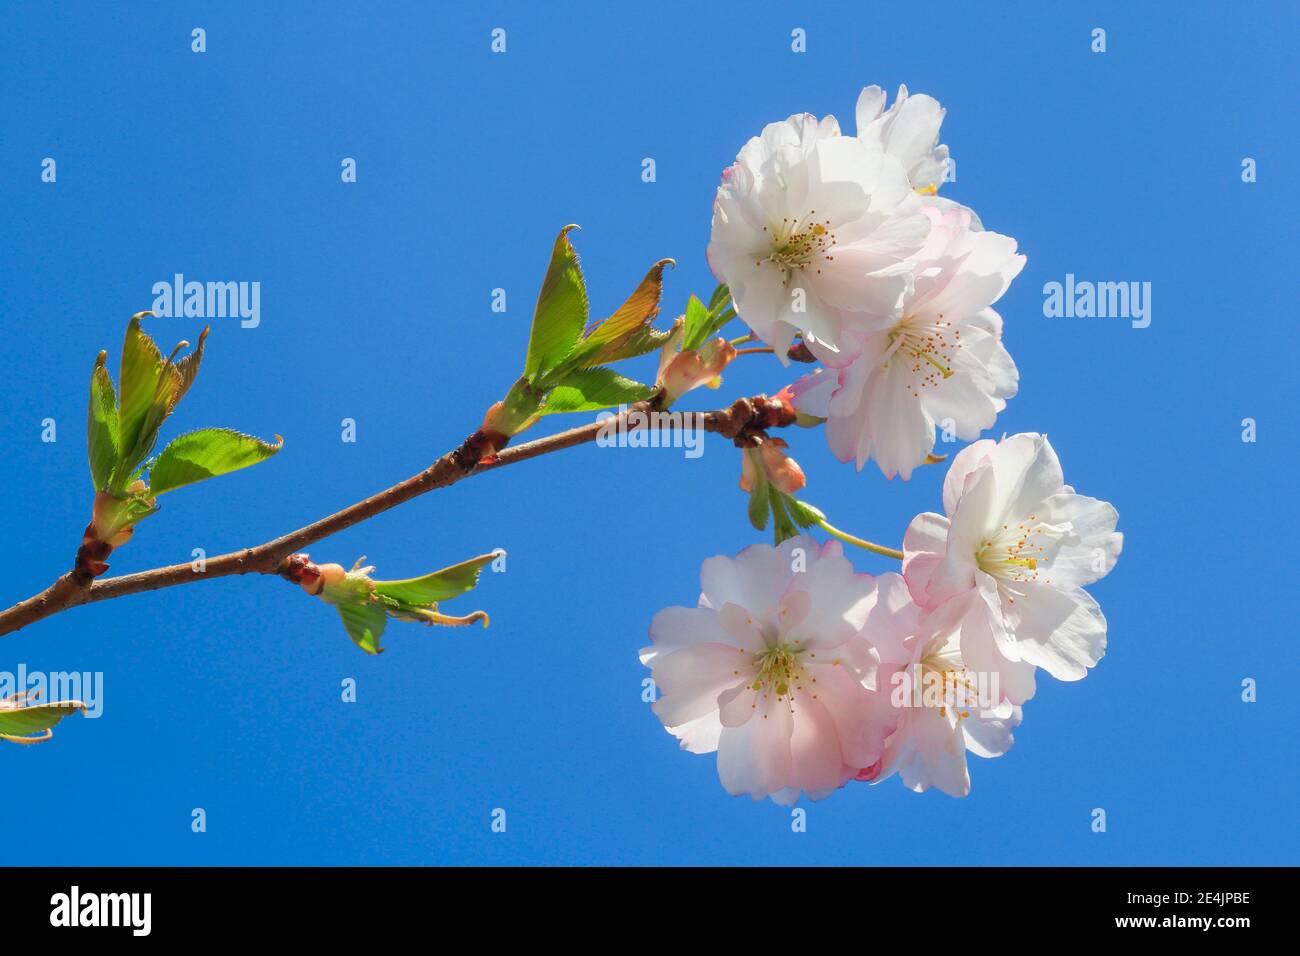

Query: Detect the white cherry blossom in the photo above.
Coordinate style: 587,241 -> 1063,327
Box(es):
791,204 -> 1024,479
855,84 -> 950,193
707,113 -> 930,362
903,434 -> 1123,695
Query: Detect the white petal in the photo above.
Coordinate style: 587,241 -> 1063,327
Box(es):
1037,492 -> 1123,587
700,542 -> 793,626
782,544 -> 877,648
667,711 -> 723,755
962,705 -> 1021,759
642,605 -> 737,666
718,683 -> 759,728
716,693 -> 794,799
958,599 -> 1037,705
717,602 -> 771,653
1002,582 -> 1107,680
808,660 -> 885,768
895,708 -> 971,797
651,643 -> 751,729
789,368 -> 837,418
855,84 -> 887,131
942,439 -> 998,516
786,691 -> 848,794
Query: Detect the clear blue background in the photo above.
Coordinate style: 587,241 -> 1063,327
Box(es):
1,0 -> 1294,865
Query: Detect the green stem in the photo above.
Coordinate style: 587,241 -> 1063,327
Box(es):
815,517 -> 904,560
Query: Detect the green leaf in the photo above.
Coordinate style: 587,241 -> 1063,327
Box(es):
747,480 -> 770,532
524,225 -> 588,381
590,322 -> 676,366
170,325 -> 209,413
148,427 -> 283,496
769,487 -> 801,545
565,259 -> 673,369
707,283 -> 730,312
372,551 -> 502,606
709,306 -> 737,340
0,700 -> 85,744
87,351 -> 120,491
787,498 -> 825,529
116,312 -> 165,471
115,317 -> 210,478
681,295 -> 713,352
336,601 -> 388,655
538,367 -> 656,416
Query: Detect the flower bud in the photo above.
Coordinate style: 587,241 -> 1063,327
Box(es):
480,400 -> 535,443
658,337 -> 738,403
739,437 -> 806,495
316,563 -> 347,588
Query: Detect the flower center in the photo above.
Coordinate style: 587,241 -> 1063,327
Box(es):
887,316 -> 959,395
759,214 -> 837,276
750,643 -> 808,700
977,515 -> 1061,586
919,651 -> 981,720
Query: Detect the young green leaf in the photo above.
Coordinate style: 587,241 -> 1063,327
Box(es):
171,325 -> 209,409
336,601 -> 388,655
769,486 -> 801,545
707,283 -> 730,312
148,428 -> 283,496
0,699 -> 86,745
115,317 -> 210,479
787,497 -> 826,528
538,367 -> 656,416
371,550 -> 501,606
565,258 -> 673,369
116,312 -> 165,469
87,351 -> 120,491
681,294 -> 713,352
524,225 -> 588,381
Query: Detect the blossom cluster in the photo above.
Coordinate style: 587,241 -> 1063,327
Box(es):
642,86 -> 1121,801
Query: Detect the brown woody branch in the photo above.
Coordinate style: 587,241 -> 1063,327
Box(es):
0,395 -> 795,637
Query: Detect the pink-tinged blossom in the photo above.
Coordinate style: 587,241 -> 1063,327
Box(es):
641,536 -> 907,804
854,83 -> 984,229
853,572 -> 1020,797
790,205 -> 1024,480
855,84 -> 950,193
902,434 -> 1123,700
707,113 -> 930,363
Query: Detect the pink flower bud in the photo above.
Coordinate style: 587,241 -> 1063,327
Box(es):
659,337 -> 737,402
739,438 -> 806,496
739,448 -> 759,493
758,437 -> 806,494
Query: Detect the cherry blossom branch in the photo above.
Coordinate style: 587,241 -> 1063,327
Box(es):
0,394 -> 798,638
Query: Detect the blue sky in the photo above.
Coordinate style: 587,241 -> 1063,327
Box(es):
0,0 -> 1294,865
